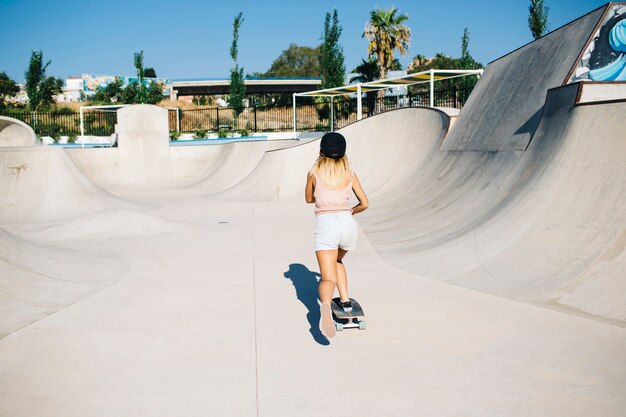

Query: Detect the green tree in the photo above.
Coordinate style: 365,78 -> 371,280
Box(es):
144,67 -> 157,78
133,50 -> 147,103
262,44 -> 321,77
145,81 -> 165,104
460,28 -> 474,69
229,11 -> 246,122
363,7 -> 411,101
121,81 -> 139,104
320,9 -> 346,89
316,10 -> 347,125
25,50 -> 63,111
134,51 -> 144,81
0,71 -> 20,110
92,77 -> 124,103
350,59 -> 378,116
349,57 -> 400,116
528,0 -> 549,40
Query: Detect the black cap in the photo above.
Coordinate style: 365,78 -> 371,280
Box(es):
320,132 -> 346,159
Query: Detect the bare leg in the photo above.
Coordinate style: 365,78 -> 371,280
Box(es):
316,249 -> 338,303
316,249 -> 338,338
336,248 -> 349,302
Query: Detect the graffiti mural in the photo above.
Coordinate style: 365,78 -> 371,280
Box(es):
81,74 -> 171,96
83,74 -> 117,92
569,4 -> 626,82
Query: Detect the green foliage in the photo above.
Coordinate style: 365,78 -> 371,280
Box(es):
120,81 -> 139,104
126,51 -> 163,104
144,67 -> 157,78
48,123 -> 63,141
82,112 -> 115,136
25,50 -> 64,111
217,129 -> 229,138
134,51 -> 144,82
194,129 -> 208,139
460,28 -> 473,68
230,12 -> 243,62
320,10 -> 346,89
92,77 -> 124,103
261,44 -> 321,77
194,95 -> 208,106
169,131 -> 182,140
407,28 -> 482,94
145,81 -> 165,104
314,95 -> 351,124
0,71 -> 20,109
314,122 -> 328,131
239,128 -> 249,137
229,66 -> 245,111
229,12 -> 246,119
528,0 -> 549,40
51,106 -> 74,115
350,58 -> 379,116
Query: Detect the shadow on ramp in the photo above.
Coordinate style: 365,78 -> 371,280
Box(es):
283,263 -> 329,346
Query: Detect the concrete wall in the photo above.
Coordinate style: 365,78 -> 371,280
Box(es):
0,116 -> 37,147
116,104 -> 170,186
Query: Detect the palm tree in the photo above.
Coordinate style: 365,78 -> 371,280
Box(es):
350,58 -> 379,116
363,7 -> 411,101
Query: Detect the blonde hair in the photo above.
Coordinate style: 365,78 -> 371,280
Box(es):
310,154 -> 351,189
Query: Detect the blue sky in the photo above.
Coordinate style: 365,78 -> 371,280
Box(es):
0,0 -> 608,82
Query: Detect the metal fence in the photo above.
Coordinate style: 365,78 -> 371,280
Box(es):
0,84 -> 475,136
0,110 -> 116,136
171,84 -> 475,133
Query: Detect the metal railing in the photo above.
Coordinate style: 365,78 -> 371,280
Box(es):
0,84 -> 476,137
0,110 -> 116,137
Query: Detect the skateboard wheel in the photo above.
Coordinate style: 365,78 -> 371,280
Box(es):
358,321 -> 367,330
335,323 -> 344,331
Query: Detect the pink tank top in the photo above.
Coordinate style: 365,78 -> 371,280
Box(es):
313,171 -> 354,216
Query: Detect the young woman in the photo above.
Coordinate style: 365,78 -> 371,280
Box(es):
305,132 -> 369,338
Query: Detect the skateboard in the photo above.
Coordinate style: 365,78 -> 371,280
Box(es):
331,297 -> 366,331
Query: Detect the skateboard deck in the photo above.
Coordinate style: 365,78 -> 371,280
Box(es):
331,297 -> 366,331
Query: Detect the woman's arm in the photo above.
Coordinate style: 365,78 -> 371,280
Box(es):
305,172 -> 315,203
351,173 -> 369,214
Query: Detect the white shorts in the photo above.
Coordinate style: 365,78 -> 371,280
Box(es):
314,211 -> 358,251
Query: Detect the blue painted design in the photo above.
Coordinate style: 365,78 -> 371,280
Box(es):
589,18 -> 626,81
589,53 -> 626,80
609,19 -> 626,52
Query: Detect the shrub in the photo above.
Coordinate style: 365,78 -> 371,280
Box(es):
217,129 -> 228,138
170,131 -> 182,140
239,128 -> 250,137
51,106 -> 75,115
194,129 -> 207,139
48,124 -> 63,141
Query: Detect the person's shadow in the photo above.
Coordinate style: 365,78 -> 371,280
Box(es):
284,263 -> 329,346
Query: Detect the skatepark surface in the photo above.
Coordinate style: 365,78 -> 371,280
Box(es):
1,4 -> 626,416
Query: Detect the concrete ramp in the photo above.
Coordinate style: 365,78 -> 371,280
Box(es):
216,108 -> 449,201
442,5 -> 605,151
0,227 -> 126,337
0,4 -> 624,414
357,85 -> 625,323
208,84 -> 624,325
0,116 -> 37,147
0,147 -> 146,224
